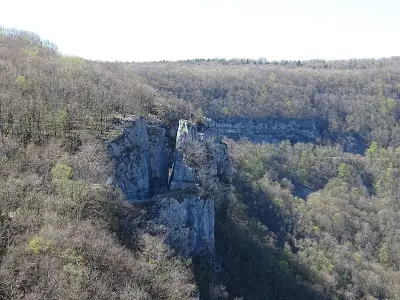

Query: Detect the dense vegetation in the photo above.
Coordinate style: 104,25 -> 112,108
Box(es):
0,28 -> 197,300
216,140 -> 400,299
1,27 -> 400,299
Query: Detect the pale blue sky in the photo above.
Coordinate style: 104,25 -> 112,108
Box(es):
1,0 -> 399,62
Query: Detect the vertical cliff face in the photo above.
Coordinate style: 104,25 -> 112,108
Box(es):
107,116 -> 231,256
147,123 -> 169,195
158,119 -> 232,256
170,119 -> 232,190
107,116 -> 169,201
212,117 -> 367,154
156,195 -> 216,257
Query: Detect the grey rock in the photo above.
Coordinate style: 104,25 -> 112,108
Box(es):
107,116 -> 169,201
163,119 -> 231,255
157,194 -> 215,256
169,151 -> 198,190
107,116 -> 232,256
169,120 -> 200,191
108,116 -> 151,200
148,125 -> 169,195
169,119 -> 232,191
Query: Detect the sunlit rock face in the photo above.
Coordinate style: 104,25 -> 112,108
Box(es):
169,119 -> 232,191
159,119 -> 231,256
107,116 -> 232,256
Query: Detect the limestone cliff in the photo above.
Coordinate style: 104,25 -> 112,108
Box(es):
107,116 -> 231,256
107,116 -> 169,201
160,119 -> 232,256
170,119 -> 232,191
212,117 -> 367,154
155,194 -> 215,257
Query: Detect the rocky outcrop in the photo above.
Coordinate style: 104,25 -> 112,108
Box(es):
107,116 -> 169,201
169,119 -> 232,191
107,116 -> 231,256
156,194 -> 215,257
158,119 -> 231,256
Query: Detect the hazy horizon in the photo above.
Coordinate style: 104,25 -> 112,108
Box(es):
1,0 -> 399,62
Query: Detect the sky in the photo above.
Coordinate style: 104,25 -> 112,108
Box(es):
1,0 -> 399,62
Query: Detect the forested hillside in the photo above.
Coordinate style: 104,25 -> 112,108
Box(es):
0,28 -> 197,300
1,27 -> 400,300
219,140 -> 400,299
132,58 -> 400,147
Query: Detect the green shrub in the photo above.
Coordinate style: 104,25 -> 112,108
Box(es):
28,235 -> 51,254
51,163 -> 72,181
